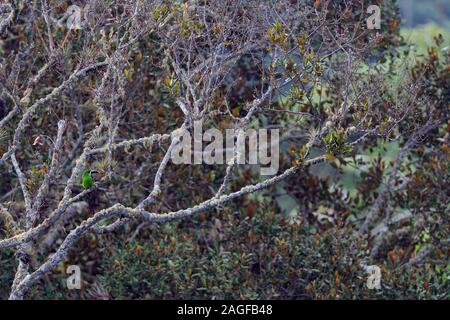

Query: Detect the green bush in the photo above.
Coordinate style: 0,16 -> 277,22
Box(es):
96,205 -> 449,299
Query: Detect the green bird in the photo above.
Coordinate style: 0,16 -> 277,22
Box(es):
81,170 -> 94,189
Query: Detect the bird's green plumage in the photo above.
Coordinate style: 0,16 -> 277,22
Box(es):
81,170 -> 93,189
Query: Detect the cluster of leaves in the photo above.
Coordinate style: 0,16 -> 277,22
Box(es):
322,129 -> 353,159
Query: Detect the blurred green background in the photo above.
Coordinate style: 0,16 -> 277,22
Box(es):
399,0 -> 450,53
399,0 -> 450,28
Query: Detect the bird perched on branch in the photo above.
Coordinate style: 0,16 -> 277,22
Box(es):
80,170 -> 103,213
